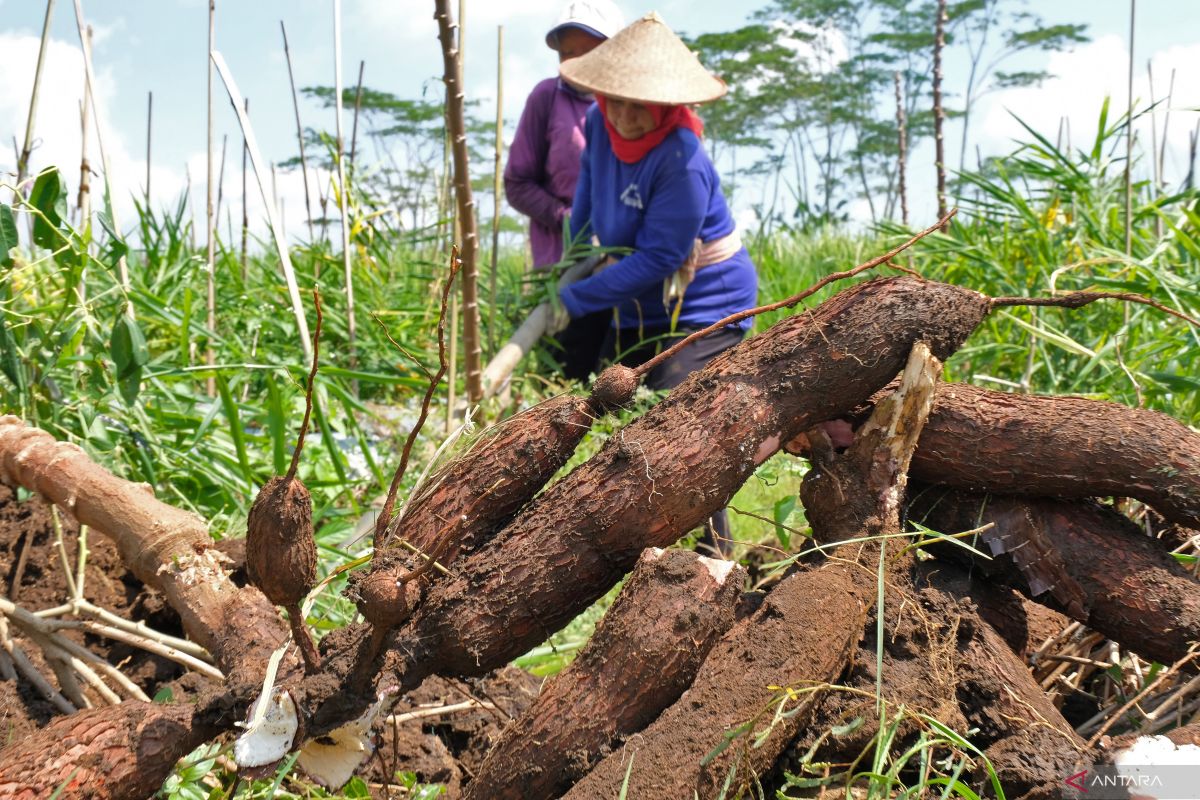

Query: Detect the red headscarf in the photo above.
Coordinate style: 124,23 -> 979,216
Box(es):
596,96 -> 704,164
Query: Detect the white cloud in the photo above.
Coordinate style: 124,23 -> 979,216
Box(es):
976,35 -> 1200,186
0,30 -> 324,247
0,31 -> 189,236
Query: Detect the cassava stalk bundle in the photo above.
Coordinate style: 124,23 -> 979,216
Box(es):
246,290 -> 324,674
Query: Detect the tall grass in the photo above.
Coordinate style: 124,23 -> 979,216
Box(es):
0,168 -> 537,548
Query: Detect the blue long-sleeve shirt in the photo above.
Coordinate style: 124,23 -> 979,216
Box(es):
560,106 -> 757,331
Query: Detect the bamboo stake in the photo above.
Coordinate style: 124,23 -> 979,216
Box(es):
932,0 -> 947,230
489,25 -> 504,357
185,165 -> 196,251
15,0 -> 57,199
436,106 -> 457,431
281,21 -> 315,243
333,0 -> 358,383
436,0 -> 485,404
240,97 -> 249,283
211,51 -> 313,359
215,134 -> 228,227
142,92 -> 152,208
73,0 -> 130,293
1148,61 -> 1159,196
1161,68 -> 1176,188
77,98 -> 90,222
1124,0 -> 1135,256
75,28 -> 92,349
350,60 -> 365,174
1187,120 -> 1199,192
271,162 -> 279,219
894,71 -> 908,227
206,0 -> 217,397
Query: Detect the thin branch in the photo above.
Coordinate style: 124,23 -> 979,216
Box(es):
989,291 -> 1199,328
374,247 -> 462,548
286,289 -> 324,483
372,313 -> 434,381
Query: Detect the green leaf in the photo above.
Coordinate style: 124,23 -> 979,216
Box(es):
0,308 -> 24,393
0,204 -> 17,267
110,313 -> 148,406
29,168 -> 67,249
215,374 -> 255,490
97,209 -> 129,269
152,686 -> 174,703
341,777 -> 372,798
1147,372 -> 1200,393
117,366 -> 143,406
110,314 -> 149,379
265,373 -> 288,474
772,495 -> 796,549
831,717 -> 864,737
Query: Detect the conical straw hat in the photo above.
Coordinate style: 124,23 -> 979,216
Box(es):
559,12 -> 726,105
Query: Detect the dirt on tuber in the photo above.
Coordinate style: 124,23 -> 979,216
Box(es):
246,289 -> 324,674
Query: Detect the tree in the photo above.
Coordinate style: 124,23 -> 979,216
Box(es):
951,0 -> 1089,173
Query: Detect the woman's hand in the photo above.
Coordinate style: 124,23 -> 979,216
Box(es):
591,255 -> 620,275
548,298 -> 572,335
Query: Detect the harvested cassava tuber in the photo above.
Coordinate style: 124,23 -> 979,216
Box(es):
589,363 -> 639,410
247,290 -> 323,674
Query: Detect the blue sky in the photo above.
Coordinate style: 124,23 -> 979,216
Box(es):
3,0 -> 1199,237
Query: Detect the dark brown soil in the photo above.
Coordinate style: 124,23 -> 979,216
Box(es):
363,667 -> 541,793
0,483 -> 187,737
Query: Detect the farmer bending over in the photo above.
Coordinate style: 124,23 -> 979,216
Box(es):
505,0 -> 625,380
556,12 -> 758,556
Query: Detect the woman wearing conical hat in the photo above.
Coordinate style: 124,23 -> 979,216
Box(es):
557,12 -> 757,554
506,0 -> 626,381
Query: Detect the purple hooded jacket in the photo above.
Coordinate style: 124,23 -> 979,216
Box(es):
504,77 -> 593,269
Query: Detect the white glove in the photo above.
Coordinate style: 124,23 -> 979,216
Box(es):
547,298 -> 571,335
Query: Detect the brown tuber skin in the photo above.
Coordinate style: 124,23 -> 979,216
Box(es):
589,363 -> 639,411
246,474 -> 320,673
245,290 -> 324,674
247,475 -> 316,610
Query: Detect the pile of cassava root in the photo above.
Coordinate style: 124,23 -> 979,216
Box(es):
0,268 -> 1197,800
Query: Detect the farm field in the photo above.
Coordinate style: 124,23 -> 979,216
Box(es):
2,0 -> 1199,798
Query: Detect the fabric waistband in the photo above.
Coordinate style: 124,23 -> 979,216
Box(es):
663,228 -> 744,308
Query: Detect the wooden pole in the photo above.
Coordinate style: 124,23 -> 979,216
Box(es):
73,0 -> 130,293
240,97 -> 249,284
281,21 -> 315,244
436,0 -> 485,405
214,134 -> 228,229
145,91 -> 152,207
76,27 -> 93,224
489,25 -> 504,357
349,60 -> 365,174
76,29 -> 92,334
206,0 -> 217,397
1125,0 -> 1135,256
76,100 -> 90,225
333,0 -> 358,383
211,51 -> 313,360
932,0 -> 947,230
894,71 -> 908,228
15,0 -> 57,198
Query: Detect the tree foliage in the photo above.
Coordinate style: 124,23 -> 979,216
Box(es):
684,0 -> 1088,230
